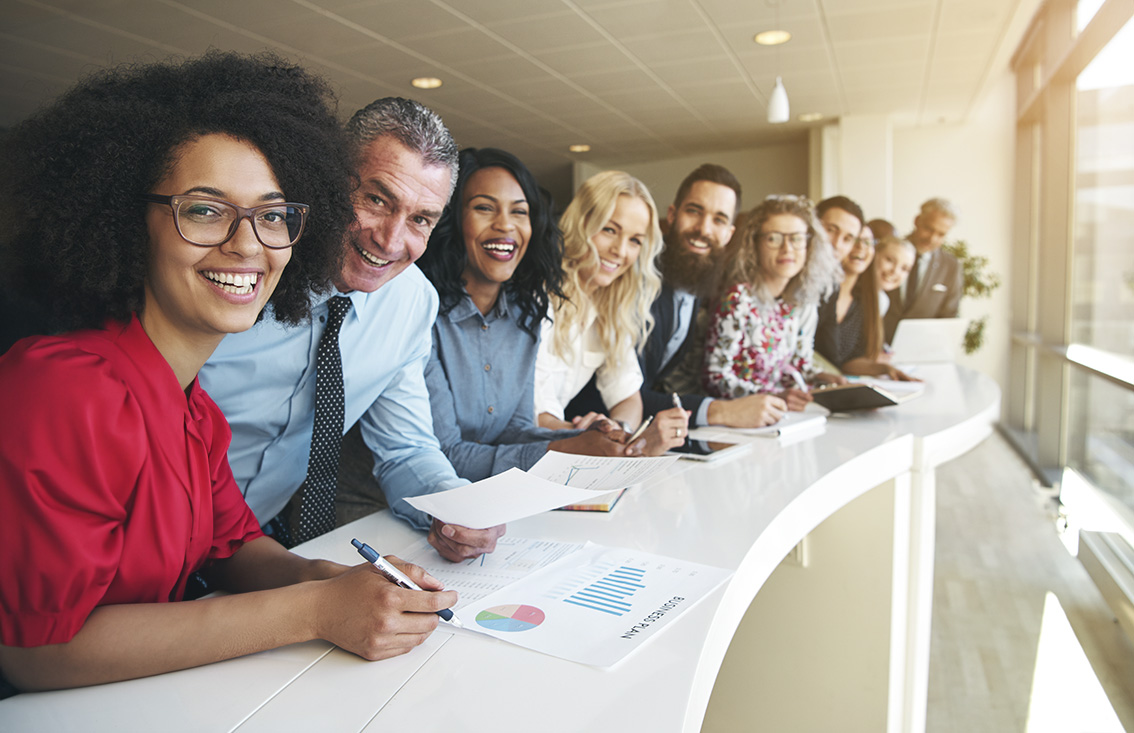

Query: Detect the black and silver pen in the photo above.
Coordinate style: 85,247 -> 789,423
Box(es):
351,538 -> 462,627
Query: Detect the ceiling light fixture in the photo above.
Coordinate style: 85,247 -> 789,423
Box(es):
765,1 -> 790,124
411,77 -> 442,89
754,29 -> 791,46
568,144 -> 591,153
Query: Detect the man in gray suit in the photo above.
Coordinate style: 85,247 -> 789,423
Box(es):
883,198 -> 963,342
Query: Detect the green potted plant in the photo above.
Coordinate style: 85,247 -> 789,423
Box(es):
943,240 -> 1001,354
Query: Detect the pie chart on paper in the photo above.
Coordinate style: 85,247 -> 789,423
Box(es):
475,604 -> 545,632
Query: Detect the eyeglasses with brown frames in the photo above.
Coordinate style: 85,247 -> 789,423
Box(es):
140,194 -> 309,249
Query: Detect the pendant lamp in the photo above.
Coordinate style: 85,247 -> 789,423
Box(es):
768,76 -> 790,124
765,0 -> 790,124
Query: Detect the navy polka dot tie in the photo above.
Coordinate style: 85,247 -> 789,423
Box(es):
295,295 -> 352,545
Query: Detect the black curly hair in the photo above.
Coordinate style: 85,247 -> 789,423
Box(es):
0,51 -> 354,340
417,147 -> 564,338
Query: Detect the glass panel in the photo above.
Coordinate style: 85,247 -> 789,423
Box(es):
1067,369 -> 1134,517
1077,0 -> 1105,33
1072,19 -> 1134,357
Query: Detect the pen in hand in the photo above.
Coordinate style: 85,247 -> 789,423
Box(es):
671,392 -> 683,411
351,538 -> 463,627
786,366 -> 809,393
624,414 -> 654,445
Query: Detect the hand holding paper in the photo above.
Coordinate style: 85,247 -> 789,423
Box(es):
403,455 -> 680,529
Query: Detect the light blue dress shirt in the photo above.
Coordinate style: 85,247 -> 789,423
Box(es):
425,290 -> 568,482
200,266 -> 466,531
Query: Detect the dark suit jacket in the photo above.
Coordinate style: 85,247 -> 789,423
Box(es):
565,283 -> 708,422
883,246 -> 963,343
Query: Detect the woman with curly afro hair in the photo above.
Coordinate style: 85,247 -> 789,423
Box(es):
0,52 -> 456,695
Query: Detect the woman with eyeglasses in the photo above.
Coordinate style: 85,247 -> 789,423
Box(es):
0,53 -> 451,695
814,198 -> 918,382
702,195 -> 844,411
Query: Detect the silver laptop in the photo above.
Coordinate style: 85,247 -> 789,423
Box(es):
889,317 -> 968,363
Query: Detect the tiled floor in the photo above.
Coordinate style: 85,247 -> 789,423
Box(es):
927,431 -> 1134,732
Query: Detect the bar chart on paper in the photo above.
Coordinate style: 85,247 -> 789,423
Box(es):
455,543 -> 732,667
563,565 -> 646,616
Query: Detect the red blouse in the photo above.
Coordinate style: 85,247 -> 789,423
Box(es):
0,317 -> 263,647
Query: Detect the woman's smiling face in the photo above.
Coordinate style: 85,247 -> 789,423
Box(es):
580,194 -> 649,293
875,240 -> 916,292
460,166 -> 531,294
142,133 -> 292,343
841,225 -> 875,276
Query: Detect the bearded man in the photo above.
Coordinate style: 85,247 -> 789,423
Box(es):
569,164 -> 788,429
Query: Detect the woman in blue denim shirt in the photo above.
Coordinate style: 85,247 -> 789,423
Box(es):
418,148 -> 637,482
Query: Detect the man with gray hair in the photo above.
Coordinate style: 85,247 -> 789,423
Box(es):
202,97 -> 504,565
883,197 -> 963,342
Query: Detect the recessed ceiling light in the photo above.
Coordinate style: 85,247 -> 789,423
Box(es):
411,77 -> 442,89
754,29 -> 791,46
798,112 -> 824,122
568,144 -> 591,153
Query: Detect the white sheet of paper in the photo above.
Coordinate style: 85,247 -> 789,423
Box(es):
395,536 -> 584,608
402,468 -> 615,529
720,403 -> 829,437
856,377 -> 927,395
454,542 -> 732,668
526,452 -> 680,490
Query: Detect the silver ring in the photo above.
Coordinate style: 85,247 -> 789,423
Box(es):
676,427 -> 683,438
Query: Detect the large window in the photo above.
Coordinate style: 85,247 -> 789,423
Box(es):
1072,21 -> 1134,356
1066,18 -> 1134,520
1008,0 -> 1134,534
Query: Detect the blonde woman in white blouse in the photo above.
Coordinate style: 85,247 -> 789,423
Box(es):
534,171 -> 688,455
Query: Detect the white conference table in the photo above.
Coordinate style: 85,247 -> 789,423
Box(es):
0,364 -> 999,733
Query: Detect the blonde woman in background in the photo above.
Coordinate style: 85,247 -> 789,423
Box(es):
534,171 -> 688,455
874,235 -> 917,318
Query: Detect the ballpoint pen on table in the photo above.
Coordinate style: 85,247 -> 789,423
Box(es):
351,538 -> 463,627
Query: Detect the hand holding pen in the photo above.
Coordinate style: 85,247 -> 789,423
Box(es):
352,539 -> 463,627
623,414 -> 654,445
781,366 -> 814,412
625,394 -> 689,456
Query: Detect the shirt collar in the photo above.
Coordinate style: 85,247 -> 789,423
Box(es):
673,288 -> 697,305
445,288 -> 512,325
314,286 -> 375,323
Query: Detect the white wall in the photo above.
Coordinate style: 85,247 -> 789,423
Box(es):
577,140 -> 809,214
891,69 -> 1016,389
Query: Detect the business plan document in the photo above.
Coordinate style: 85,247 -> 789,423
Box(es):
452,542 -> 732,668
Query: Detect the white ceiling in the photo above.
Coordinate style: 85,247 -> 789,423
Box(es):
1,0 -> 1031,192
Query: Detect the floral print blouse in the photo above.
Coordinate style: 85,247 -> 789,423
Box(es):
702,283 -> 819,399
